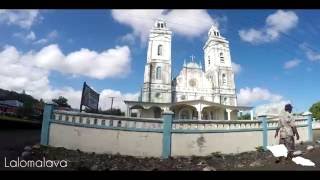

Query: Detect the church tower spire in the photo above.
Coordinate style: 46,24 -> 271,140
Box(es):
142,19 -> 172,103
203,25 -> 237,106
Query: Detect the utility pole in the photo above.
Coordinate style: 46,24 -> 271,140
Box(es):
109,97 -> 115,111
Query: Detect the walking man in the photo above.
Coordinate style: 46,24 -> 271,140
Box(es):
274,104 -> 300,163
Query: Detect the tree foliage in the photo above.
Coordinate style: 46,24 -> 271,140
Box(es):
52,96 -> 71,108
310,101 -> 320,120
84,108 -> 125,116
238,113 -> 251,120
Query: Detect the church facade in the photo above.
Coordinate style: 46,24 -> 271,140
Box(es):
125,19 -> 253,120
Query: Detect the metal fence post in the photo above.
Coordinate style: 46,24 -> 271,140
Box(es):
40,103 -> 54,145
162,111 -> 174,159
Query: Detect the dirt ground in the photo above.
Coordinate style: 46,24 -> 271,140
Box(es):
1,128 -> 320,171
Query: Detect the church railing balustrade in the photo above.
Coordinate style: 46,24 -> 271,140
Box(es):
171,116 -> 309,133
51,110 -> 163,132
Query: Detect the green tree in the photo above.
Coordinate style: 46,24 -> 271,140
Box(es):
52,96 -> 71,108
310,101 -> 320,120
238,113 -> 251,120
17,100 -> 34,119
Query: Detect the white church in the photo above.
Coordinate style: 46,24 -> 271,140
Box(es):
125,19 -> 253,120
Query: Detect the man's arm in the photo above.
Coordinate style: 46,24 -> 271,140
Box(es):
292,126 -> 300,140
290,118 -> 299,140
275,128 -> 280,138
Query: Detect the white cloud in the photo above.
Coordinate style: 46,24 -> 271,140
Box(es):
26,31 -> 36,41
47,30 -> 58,39
232,62 -> 242,75
111,10 -> 218,42
120,33 -> 136,45
99,89 -> 139,111
255,100 -> 291,117
13,31 -> 36,42
239,10 -> 298,44
0,10 -> 40,29
34,38 -> 48,45
284,59 -> 301,69
0,45 -> 137,111
33,30 -> 59,45
237,87 -> 283,106
32,44 -> 131,79
300,43 -> 320,62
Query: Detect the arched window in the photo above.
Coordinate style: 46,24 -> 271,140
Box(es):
220,52 -> 224,63
223,97 -> 228,105
156,66 -> 161,80
222,74 -> 227,85
208,56 -> 210,65
158,45 -> 163,56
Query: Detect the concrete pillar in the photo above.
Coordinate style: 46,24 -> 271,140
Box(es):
126,105 -> 130,117
198,110 -> 201,120
303,112 -> 313,142
259,115 -> 268,151
162,111 -> 174,159
250,110 -> 254,121
226,109 -> 232,120
41,103 -> 54,146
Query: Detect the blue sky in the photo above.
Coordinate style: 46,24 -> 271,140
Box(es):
0,9 -> 319,113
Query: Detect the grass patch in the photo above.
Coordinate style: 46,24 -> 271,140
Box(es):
0,115 -> 40,124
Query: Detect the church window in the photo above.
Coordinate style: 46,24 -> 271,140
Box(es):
208,56 -> 210,65
217,32 -> 220,36
79,116 -> 83,124
157,23 -> 160,28
156,66 -> 161,80
158,44 -> 163,56
220,52 -> 224,63
160,23 -> 164,28
222,74 -> 227,85
223,97 -> 228,105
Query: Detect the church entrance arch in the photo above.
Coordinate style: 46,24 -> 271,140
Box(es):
149,106 -> 162,118
179,108 -> 192,119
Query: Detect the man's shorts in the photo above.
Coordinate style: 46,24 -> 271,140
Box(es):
279,136 -> 295,152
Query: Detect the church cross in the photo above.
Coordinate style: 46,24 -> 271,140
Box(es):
190,55 -> 195,62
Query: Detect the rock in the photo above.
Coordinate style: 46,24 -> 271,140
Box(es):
202,166 -> 216,171
197,161 -> 206,166
21,151 -> 32,160
24,146 -> 32,152
249,161 -> 262,167
236,164 -> 245,168
307,145 -> 314,151
293,150 -> 303,156
90,165 -> 98,171
32,144 -> 41,149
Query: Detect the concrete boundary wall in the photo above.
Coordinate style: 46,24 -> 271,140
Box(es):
41,104 -> 312,158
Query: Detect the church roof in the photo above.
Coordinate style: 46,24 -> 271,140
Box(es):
185,62 -> 202,69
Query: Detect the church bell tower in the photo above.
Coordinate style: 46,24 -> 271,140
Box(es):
203,25 -> 237,106
142,19 -> 172,103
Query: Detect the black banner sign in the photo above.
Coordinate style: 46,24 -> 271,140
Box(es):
80,82 -> 99,111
